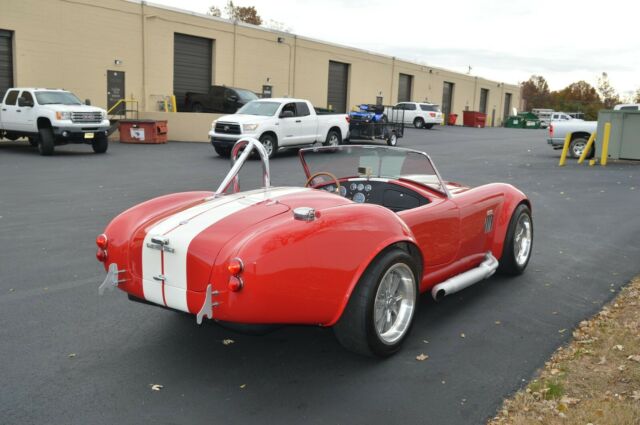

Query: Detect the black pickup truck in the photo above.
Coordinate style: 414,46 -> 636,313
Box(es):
184,86 -> 259,113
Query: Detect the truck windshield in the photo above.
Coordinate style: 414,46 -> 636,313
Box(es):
236,101 -> 280,116
235,89 -> 259,101
35,91 -> 82,105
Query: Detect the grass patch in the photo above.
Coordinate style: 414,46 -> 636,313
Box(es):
488,276 -> 640,425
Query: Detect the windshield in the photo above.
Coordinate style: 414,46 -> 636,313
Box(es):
300,145 -> 447,194
35,91 -> 82,105
236,101 -> 280,116
235,89 -> 259,101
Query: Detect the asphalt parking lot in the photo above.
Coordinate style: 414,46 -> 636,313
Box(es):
1,126 -> 639,425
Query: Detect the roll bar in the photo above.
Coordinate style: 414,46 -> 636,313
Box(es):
214,138 -> 271,196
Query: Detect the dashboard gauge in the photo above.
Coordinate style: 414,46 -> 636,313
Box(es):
339,186 -> 347,197
364,184 -> 372,192
357,183 -> 365,191
325,185 -> 335,193
353,192 -> 366,203
350,183 -> 357,191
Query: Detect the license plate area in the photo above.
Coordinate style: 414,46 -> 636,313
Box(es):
84,132 -> 94,139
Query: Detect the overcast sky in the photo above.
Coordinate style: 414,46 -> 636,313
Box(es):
149,0 -> 640,98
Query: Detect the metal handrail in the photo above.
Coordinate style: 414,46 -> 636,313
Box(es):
107,99 -> 139,117
214,138 -> 270,196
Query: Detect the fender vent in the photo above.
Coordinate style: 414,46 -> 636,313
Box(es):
484,210 -> 494,233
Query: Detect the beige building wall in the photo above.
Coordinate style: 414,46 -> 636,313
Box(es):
0,0 -> 521,142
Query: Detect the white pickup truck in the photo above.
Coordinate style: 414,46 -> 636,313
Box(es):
208,98 -> 350,158
0,88 -> 110,155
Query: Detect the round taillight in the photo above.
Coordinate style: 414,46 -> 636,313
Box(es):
96,249 -> 107,262
227,258 -> 243,275
96,234 -> 108,249
228,276 -> 243,292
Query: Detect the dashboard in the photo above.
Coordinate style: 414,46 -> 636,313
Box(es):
319,179 -> 429,212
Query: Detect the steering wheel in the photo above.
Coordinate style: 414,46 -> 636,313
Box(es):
305,172 -> 341,193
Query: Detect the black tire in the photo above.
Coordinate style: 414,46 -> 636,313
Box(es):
413,118 -> 425,129
498,204 -> 533,276
28,137 -> 39,147
191,103 -> 204,113
425,124 -> 434,129
92,134 -> 109,154
386,132 -> 398,146
334,248 -> 419,357
259,133 -> 278,159
37,127 -> 55,156
214,146 -> 231,157
569,137 -> 593,159
323,129 -> 341,147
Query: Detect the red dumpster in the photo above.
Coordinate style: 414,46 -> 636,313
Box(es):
447,114 -> 458,125
119,120 -> 168,144
463,111 -> 487,128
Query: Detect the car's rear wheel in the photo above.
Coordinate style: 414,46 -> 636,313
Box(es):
38,127 -> 55,156
569,136 -> 594,159
498,204 -> 533,275
413,118 -> 424,129
323,129 -> 341,147
214,146 -> 231,157
259,133 -> 278,159
386,132 -> 397,146
92,134 -> 109,154
334,248 -> 418,357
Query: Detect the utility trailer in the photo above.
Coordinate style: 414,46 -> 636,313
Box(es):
346,104 -> 405,146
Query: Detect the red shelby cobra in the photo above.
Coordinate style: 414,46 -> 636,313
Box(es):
97,139 -> 533,356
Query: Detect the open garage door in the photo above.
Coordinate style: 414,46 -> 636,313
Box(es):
327,61 -> 349,113
173,33 -> 213,111
398,73 -> 413,102
0,30 -> 13,101
442,82 -> 454,118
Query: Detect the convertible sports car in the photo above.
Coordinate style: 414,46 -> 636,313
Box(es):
97,139 -> 533,357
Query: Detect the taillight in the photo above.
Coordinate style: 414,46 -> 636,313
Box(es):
345,116 -> 351,123
549,124 -> 554,137
96,249 -> 107,262
429,112 -> 436,117
227,258 -> 244,292
96,234 -> 108,249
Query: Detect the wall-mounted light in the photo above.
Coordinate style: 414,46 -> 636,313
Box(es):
114,59 -> 123,66
277,37 -> 285,43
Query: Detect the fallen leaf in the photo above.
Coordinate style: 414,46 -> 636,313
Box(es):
627,355 -> 640,363
68,353 -> 76,358
631,391 -> 640,401
550,368 -> 560,375
423,340 -> 429,344
150,384 -> 163,391
240,384 -> 246,389
558,329 -> 566,334
222,339 -> 235,346
560,396 -> 580,405
613,344 -> 624,351
460,333 -> 466,338
597,356 -> 607,365
494,321 -> 501,325
416,353 -> 429,361
9,288 -> 14,292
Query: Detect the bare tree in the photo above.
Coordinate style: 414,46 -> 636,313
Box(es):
224,1 -> 262,25
597,72 -> 620,109
207,6 -> 222,17
635,88 -> 640,103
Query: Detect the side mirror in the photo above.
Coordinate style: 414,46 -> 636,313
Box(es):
280,110 -> 295,118
85,99 -> 91,105
18,97 -> 33,108
228,95 -> 238,102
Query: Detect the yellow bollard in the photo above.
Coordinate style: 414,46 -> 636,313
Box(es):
600,122 -> 611,166
589,159 -> 596,166
171,95 -> 177,113
577,132 -> 597,164
163,98 -> 168,113
558,133 -> 572,166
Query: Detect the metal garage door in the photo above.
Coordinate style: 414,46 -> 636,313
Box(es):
442,82 -> 454,118
398,73 -> 413,102
479,88 -> 489,114
0,30 -> 13,102
327,61 -> 349,113
173,33 -> 212,110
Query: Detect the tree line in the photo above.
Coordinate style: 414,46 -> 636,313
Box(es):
521,74 -> 640,120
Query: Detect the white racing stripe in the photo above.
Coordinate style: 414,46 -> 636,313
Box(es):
142,187 -> 308,311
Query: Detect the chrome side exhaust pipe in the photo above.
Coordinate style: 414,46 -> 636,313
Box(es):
431,253 -> 499,301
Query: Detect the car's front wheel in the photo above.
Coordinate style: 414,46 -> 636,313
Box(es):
334,248 -> 418,357
92,134 -> 109,154
498,204 -> 533,275
38,127 -> 55,156
259,134 -> 278,159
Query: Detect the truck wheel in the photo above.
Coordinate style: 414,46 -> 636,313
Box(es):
28,137 -> 39,147
413,118 -> 425,129
569,137 -> 593,159
425,124 -> 434,129
498,204 -> 533,276
191,103 -> 203,113
323,129 -> 341,147
259,134 -> 278,159
214,146 -> 231,157
386,132 -> 398,146
334,248 -> 418,357
92,134 -> 109,154
38,128 -> 55,156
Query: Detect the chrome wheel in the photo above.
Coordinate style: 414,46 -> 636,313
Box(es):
261,139 -> 273,156
373,263 -> 416,345
327,132 -> 339,147
514,214 -> 532,267
388,133 -> 397,146
571,139 -> 586,158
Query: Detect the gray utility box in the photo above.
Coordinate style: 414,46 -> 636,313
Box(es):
596,110 -> 640,160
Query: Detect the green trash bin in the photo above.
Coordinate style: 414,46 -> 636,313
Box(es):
523,119 -> 541,129
505,116 -> 524,128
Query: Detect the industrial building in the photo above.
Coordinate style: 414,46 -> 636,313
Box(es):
0,0 -> 521,141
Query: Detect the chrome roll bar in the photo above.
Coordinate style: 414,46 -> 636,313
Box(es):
214,138 -> 271,196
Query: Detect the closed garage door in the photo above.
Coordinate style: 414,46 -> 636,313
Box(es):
398,73 -> 413,102
0,30 -> 13,101
173,33 -> 212,110
327,61 -> 349,113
